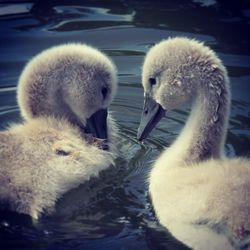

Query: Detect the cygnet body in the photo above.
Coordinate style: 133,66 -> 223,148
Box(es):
0,44 -> 118,219
137,37 -> 250,250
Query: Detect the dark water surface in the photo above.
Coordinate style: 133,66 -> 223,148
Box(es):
0,1 -> 250,249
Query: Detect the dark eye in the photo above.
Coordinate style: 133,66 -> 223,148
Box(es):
102,87 -> 108,99
55,149 -> 70,156
149,78 -> 156,86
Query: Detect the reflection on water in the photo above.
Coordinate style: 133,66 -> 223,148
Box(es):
0,0 -> 250,249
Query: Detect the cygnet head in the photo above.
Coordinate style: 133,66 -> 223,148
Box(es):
137,37 -> 229,140
18,43 -> 117,141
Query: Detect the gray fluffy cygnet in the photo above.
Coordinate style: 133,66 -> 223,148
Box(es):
138,37 -> 250,250
0,43 -> 118,219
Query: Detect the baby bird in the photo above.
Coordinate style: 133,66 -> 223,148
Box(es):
0,44 -> 118,219
137,37 -> 250,250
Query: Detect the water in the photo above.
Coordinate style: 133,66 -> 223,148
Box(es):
0,1 -> 250,249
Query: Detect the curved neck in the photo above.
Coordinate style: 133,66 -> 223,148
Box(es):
171,78 -> 230,163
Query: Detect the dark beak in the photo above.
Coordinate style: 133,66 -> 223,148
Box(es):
137,95 -> 165,141
85,108 -> 108,141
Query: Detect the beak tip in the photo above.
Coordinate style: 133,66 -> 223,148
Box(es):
137,131 -> 144,142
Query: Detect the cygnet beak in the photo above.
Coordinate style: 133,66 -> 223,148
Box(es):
137,94 -> 165,141
85,108 -> 108,150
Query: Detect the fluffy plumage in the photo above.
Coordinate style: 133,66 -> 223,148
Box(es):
18,43 -> 117,125
138,37 -> 250,250
0,44 -> 118,219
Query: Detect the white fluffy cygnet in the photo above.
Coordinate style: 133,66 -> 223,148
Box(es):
137,37 -> 250,250
0,44 -> 118,219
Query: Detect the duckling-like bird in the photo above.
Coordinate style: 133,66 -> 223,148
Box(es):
0,44 -> 118,219
137,37 -> 250,250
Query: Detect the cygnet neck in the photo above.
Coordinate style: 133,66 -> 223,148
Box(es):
172,74 -> 230,163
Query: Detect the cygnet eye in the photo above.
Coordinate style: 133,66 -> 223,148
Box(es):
149,78 -> 156,87
55,149 -> 70,156
102,87 -> 108,99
